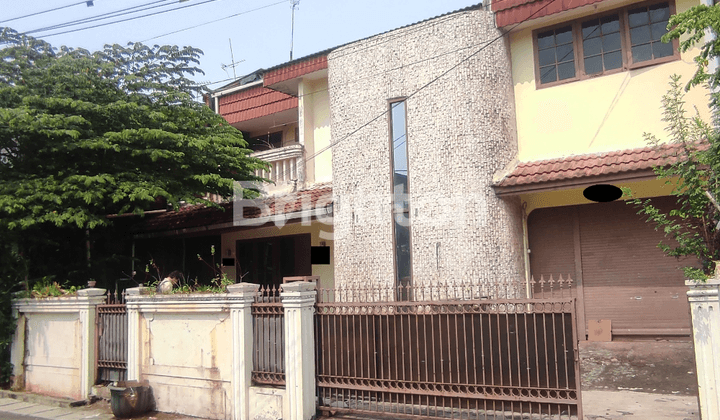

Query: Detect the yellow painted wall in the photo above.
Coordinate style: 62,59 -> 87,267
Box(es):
510,0 -> 711,162
299,77 -> 332,185
220,221 -> 334,290
521,177 -> 678,215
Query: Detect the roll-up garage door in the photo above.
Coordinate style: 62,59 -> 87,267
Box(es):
528,197 -> 692,337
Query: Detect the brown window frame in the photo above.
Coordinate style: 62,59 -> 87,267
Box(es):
533,0 -> 680,88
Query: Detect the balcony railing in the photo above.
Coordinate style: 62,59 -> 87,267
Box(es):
252,144 -> 305,191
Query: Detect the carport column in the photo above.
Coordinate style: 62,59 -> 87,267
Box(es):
687,271 -> 720,420
282,282 -> 317,420
75,288 -> 107,399
227,283 -> 260,420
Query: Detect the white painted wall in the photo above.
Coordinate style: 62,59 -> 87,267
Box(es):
11,289 -> 106,400
687,274 -> 720,420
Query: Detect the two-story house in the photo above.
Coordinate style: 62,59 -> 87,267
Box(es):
133,56 -> 335,291
133,1 -> 707,340
490,0 -> 711,339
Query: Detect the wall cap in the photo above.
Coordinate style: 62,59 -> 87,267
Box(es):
77,288 -> 106,297
282,282 -> 317,293
227,283 -> 261,294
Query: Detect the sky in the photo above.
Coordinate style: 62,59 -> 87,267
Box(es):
1,0 -> 481,91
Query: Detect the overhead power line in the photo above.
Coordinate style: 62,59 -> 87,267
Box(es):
0,1 -> 90,25
141,0 -> 286,43
24,0 -> 174,35
246,0 -> 564,183
28,0 -> 221,38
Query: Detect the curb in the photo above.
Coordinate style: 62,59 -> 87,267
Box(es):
0,389 -> 86,408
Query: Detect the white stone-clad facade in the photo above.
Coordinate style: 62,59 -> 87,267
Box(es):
329,7 -> 525,290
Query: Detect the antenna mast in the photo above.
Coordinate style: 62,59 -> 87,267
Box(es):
290,0 -> 300,60
221,38 -> 245,80
229,39 -> 237,80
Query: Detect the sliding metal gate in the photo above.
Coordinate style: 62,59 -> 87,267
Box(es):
315,284 -> 582,419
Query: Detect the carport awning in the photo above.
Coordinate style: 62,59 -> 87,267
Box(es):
131,184 -> 332,237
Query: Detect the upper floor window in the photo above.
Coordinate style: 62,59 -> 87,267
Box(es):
535,0 -> 678,87
248,131 -> 283,152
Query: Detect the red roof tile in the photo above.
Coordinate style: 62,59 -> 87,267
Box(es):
135,185 -> 333,234
492,0 -> 605,27
263,55 -> 328,87
218,86 -> 298,125
494,143 -> 701,193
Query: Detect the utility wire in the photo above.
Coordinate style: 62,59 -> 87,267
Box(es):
24,0 -> 174,35
141,0 -> 286,42
255,0 -> 562,183
31,0 -> 221,38
0,1 -> 89,25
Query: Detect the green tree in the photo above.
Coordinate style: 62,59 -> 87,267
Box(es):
626,6 -> 720,281
0,28 -> 266,230
627,75 -> 718,281
0,28 -> 267,385
664,4 -> 720,109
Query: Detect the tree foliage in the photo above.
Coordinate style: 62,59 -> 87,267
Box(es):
0,27 -> 267,230
664,4 -> 720,110
0,28 -> 268,385
626,5 -> 720,281
627,75 -> 719,280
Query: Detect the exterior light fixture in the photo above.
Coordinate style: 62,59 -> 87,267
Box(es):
583,184 -> 623,202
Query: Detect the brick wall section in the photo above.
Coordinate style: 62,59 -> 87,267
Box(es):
329,8 -> 525,291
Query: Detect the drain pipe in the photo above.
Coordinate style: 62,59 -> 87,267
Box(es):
701,0 -> 720,125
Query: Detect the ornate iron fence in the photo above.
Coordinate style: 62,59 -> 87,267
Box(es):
315,280 -> 582,420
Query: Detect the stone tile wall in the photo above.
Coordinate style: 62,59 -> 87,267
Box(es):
329,7 -> 525,291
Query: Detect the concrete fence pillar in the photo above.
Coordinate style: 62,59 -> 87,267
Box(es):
77,288 -> 106,398
687,275 -> 720,420
281,282 -> 317,420
125,287 -> 151,382
227,283 -> 260,420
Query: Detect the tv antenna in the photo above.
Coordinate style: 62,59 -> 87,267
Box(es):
221,38 -> 244,80
289,0 -> 300,60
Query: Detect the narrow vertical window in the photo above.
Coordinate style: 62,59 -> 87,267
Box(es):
390,100 -> 411,291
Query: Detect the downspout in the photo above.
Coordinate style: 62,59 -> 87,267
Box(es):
522,201 -> 532,298
702,0 -> 720,126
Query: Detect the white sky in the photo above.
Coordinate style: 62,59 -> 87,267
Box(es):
1,0 -> 480,90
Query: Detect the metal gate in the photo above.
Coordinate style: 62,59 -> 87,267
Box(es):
252,285 -> 285,386
96,293 -> 128,382
315,283 -> 582,419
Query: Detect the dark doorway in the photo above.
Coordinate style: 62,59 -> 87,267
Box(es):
236,234 -> 311,286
